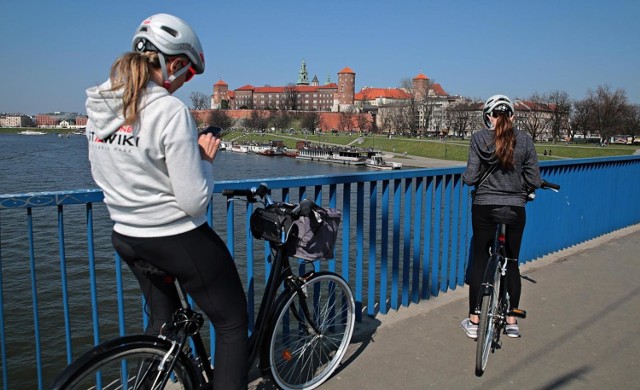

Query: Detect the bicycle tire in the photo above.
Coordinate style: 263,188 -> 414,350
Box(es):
475,261 -> 501,377
50,335 -> 203,390
267,272 -> 355,390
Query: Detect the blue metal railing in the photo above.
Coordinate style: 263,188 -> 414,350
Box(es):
1,156 -> 640,389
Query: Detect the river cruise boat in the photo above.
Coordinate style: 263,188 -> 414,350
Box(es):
296,147 -> 367,165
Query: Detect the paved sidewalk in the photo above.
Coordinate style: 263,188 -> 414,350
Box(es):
315,224 -> 640,390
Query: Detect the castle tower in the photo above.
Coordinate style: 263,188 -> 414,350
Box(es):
212,79 -> 228,109
311,75 -> 319,86
337,67 -> 355,106
412,73 -> 430,100
297,60 -> 309,85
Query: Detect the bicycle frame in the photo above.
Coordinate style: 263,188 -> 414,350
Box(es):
162,205 -> 327,382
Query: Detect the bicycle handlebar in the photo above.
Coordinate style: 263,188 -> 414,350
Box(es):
222,182 -> 270,202
540,179 -> 560,192
223,183 -> 320,218
527,179 -> 560,201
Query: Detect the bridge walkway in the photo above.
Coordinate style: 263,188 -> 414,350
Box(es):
250,224 -> 640,389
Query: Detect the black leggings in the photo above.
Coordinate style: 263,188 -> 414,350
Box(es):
467,205 -> 526,316
112,224 -> 248,390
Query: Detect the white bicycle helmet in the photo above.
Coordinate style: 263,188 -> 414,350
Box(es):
132,14 -> 205,87
482,94 -> 514,127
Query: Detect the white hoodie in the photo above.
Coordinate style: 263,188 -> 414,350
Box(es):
85,80 -> 214,237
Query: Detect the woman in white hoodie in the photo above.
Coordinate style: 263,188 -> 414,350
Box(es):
85,14 -> 247,389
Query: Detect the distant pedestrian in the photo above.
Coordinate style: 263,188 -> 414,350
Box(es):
85,13 -> 248,388
460,94 -> 542,339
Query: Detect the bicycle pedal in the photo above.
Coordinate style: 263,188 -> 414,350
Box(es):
509,308 -> 527,318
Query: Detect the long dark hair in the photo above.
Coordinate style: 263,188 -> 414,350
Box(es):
494,114 -> 515,169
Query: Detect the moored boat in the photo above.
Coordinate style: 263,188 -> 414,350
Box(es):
296,147 -> 367,165
365,155 -> 402,170
230,144 -> 248,153
19,130 -> 47,136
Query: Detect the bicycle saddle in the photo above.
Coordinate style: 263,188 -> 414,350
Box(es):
488,206 -> 519,225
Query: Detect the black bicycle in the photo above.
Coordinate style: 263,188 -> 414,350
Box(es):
50,183 -> 356,389
475,179 -> 560,377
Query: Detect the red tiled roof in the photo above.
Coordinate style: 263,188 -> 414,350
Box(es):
413,73 -> 429,80
214,79 -> 227,86
338,67 -> 355,74
235,84 -> 255,91
355,87 -> 411,101
237,84 -> 338,93
431,83 -> 447,96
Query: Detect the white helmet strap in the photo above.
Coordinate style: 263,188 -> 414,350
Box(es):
157,53 -> 190,90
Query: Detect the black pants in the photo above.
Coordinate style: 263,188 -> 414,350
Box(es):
112,224 -> 248,390
467,205 -> 526,316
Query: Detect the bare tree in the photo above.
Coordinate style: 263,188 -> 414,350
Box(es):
588,85 -> 628,141
446,101 -> 477,139
518,93 -> 553,141
338,106 -> 354,131
282,84 -> 298,110
190,91 -> 210,110
300,111 -> 322,132
623,103 -> 640,143
207,109 -> 234,130
546,90 -> 572,142
355,113 -> 370,133
401,77 -> 440,136
243,110 -> 268,131
399,78 -> 419,136
270,110 -> 292,131
571,98 -> 594,139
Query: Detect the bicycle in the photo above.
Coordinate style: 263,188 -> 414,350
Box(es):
474,179 -> 560,377
50,183 -> 356,389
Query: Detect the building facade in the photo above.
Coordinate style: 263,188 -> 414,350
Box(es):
0,114 -> 33,127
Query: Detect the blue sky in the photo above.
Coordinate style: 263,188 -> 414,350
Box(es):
1,0 -> 638,114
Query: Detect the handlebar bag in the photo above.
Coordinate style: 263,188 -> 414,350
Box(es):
250,205 -> 293,244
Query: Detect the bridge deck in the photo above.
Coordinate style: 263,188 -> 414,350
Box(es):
252,224 -> 640,389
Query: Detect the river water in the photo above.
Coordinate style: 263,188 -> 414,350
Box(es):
0,132 -> 369,388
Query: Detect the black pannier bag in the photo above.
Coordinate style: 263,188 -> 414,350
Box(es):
250,205 -> 294,244
291,207 -> 341,261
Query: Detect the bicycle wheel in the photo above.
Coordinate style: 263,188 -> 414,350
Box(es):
50,335 -> 203,390
268,272 -> 355,390
475,260 -> 501,377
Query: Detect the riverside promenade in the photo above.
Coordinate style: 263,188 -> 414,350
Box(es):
249,223 -> 640,389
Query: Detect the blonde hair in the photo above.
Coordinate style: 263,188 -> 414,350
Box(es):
109,51 -> 161,125
494,114 -> 515,170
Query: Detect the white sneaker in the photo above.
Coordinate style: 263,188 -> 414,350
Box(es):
505,323 -> 520,338
460,318 -> 478,339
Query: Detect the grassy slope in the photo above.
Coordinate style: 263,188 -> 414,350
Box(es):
3,127 -> 636,161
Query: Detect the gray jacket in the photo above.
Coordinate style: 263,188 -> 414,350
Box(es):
462,128 -> 542,207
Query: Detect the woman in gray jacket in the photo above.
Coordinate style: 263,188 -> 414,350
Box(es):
460,95 -> 541,339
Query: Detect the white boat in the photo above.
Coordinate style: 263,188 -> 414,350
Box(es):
19,130 -> 47,136
296,148 -> 367,165
230,144 -> 249,153
365,155 -> 402,170
247,144 -> 276,156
